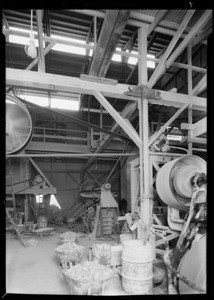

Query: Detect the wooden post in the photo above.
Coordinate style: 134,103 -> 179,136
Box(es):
24,195 -> 29,222
36,10 -> 46,72
138,26 -> 151,233
94,16 -> 97,47
187,44 -> 193,154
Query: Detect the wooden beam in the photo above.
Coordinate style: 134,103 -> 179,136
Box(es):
192,117 -> 207,137
6,68 -> 206,111
191,24 -> 212,48
138,25 -> 151,230
149,104 -> 189,146
89,10 -> 119,76
147,10 -> 168,36
36,10 -> 46,73
26,41 -> 56,70
28,157 -> 56,191
72,9 -> 204,39
138,25 -> 148,85
148,10 -> 195,88
193,74 -> 207,96
90,10 -> 131,77
19,98 -> 130,142
81,102 -> 137,172
187,137 -> 207,144
93,90 -> 142,148
187,44 -> 193,154
166,10 -> 212,70
2,12 -> 9,29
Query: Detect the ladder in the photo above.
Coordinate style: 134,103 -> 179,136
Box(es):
6,160 -> 17,224
6,208 -> 27,248
6,159 -> 27,248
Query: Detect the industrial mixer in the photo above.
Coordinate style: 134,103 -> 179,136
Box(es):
155,155 -> 207,294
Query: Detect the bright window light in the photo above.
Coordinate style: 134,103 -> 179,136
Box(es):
51,34 -> 85,44
128,51 -> 138,65
36,195 -> 43,203
167,135 -> 183,141
51,98 -> 79,111
52,43 -> 86,55
9,26 -> 37,35
50,194 -> 61,209
51,34 -> 86,55
147,54 -> 155,69
89,43 -> 94,57
9,35 -> 45,48
22,95 -> 49,107
127,52 -> 155,69
112,48 -> 121,62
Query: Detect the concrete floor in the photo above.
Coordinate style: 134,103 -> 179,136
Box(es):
6,224 -> 119,295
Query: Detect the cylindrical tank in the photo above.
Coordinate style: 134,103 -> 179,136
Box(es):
121,240 -> 154,294
178,234 -> 206,294
156,155 -> 206,211
6,94 -> 33,154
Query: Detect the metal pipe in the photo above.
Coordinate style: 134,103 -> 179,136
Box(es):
169,146 -> 188,153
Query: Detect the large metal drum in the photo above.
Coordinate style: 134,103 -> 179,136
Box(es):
156,155 -> 206,211
178,234 -> 206,294
6,94 -> 33,154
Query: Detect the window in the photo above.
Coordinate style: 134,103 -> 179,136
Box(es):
51,98 -> 79,111
21,93 -> 80,111
51,34 -> 86,56
36,195 -> 43,203
112,48 -> 122,62
22,95 -> 49,107
166,135 -> 183,142
127,52 -> 155,69
50,195 -> 61,209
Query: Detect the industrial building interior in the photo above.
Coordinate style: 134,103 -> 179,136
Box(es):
4,9 -> 210,295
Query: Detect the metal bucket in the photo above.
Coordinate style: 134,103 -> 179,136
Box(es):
37,216 -> 47,228
121,240 -> 154,294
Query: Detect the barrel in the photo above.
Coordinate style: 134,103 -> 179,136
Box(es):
121,240 -> 154,295
119,233 -> 134,243
37,216 -> 47,228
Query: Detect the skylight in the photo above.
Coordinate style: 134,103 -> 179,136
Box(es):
127,52 -> 155,69
112,48 -> 122,62
22,95 -> 49,107
51,98 -> 79,111
51,34 -> 86,56
21,93 -> 80,111
7,26 -> 155,68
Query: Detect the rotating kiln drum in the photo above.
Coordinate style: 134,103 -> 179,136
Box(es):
6,94 -> 33,154
156,155 -> 206,212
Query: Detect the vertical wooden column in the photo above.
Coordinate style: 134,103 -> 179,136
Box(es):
36,10 -> 46,73
94,16 -> 97,47
24,195 -> 29,222
138,26 -> 151,230
187,44 -> 193,154
100,104 -> 103,142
